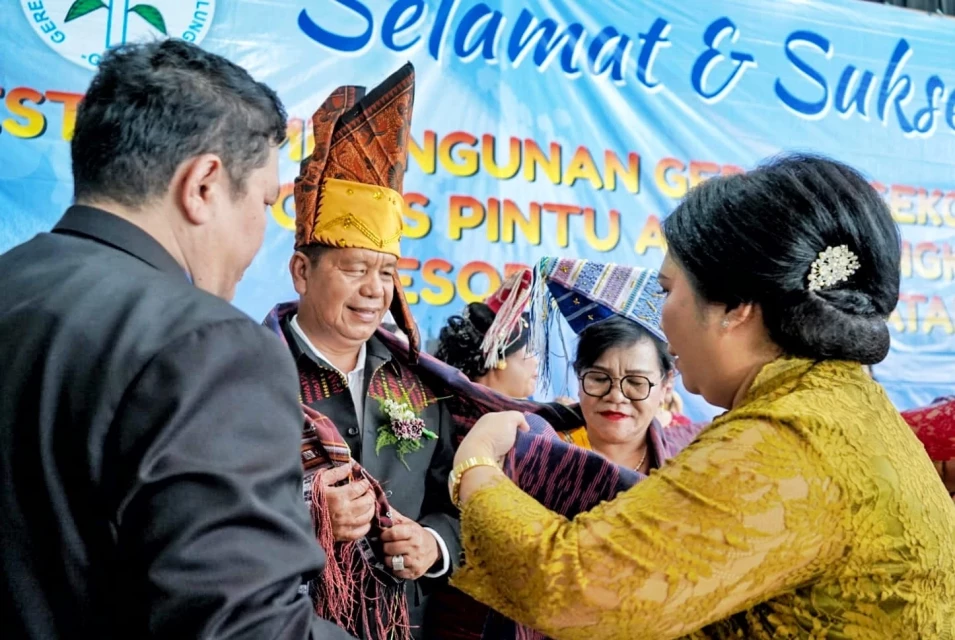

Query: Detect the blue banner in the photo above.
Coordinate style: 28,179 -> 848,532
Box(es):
2,0 -> 953,420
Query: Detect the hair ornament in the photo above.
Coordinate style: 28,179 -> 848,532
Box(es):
479,269 -> 533,371
807,245 -> 860,292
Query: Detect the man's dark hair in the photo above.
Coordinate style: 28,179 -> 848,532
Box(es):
298,244 -> 330,265
71,39 -> 287,207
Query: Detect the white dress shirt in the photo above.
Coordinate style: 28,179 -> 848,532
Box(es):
289,314 -> 450,577
290,315 -> 366,427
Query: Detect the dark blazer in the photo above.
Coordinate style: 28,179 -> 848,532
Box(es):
283,318 -> 461,638
0,206 -> 355,640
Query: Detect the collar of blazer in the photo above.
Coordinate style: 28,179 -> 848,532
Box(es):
53,205 -> 187,279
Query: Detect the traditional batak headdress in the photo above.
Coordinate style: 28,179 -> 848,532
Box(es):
294,62 -> 420,359
477,267 -> 534,371
530,257 -> 667,388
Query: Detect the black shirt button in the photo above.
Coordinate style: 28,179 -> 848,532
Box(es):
346,427 -> 359,436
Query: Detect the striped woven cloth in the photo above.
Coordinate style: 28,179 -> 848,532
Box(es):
264,302 -> 704,639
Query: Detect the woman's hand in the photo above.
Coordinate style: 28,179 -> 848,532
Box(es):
454,411 -> 530,468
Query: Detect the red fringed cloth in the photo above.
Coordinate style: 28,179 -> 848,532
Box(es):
301,404 -> 411,639
901,396 -> 955,462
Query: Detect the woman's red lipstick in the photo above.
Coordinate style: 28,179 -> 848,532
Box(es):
598,411 -> 628,421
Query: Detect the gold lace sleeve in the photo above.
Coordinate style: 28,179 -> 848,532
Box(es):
451,419 -> 847,640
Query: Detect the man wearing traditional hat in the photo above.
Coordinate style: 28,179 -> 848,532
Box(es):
263,63 -> 458,640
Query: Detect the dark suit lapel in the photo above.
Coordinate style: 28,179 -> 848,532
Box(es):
361,336 -> 393,477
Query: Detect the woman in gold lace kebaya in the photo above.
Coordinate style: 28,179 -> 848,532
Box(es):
446,155 -> 955,639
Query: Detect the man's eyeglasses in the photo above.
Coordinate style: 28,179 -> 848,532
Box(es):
578,371 -> 656,401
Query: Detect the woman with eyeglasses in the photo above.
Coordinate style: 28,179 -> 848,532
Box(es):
436,257 -> 704,640
557,316 -> 680,474
523,257 -> 704,477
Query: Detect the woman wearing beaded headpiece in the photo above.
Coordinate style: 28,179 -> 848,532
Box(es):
434,268 -> 538,399
446,154 -> 955,638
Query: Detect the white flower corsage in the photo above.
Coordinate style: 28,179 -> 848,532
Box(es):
375,392 -> 438,469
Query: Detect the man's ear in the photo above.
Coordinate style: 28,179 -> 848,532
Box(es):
289,251 -> 312,296
176,154 -> 227,225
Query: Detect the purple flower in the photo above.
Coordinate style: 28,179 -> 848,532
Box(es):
392,417 -> 425,441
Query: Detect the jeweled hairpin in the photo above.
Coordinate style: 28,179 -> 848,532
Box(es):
807,245 -> 860,292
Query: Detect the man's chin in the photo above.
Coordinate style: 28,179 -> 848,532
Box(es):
346,325 -> 379,343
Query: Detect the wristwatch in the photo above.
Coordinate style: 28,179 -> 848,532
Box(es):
448,456 -> 499,507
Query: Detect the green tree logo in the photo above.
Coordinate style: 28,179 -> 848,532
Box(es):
65,0 -> 167,48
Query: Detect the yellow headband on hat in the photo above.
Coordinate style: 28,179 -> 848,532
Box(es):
310,178 -> 404,257
294,63 -> 415,256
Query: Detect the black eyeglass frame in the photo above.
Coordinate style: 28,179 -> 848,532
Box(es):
577,371 -> 658,402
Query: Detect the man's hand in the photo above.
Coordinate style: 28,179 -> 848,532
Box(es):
320,463 -> 376,542
381,510 -> 440,581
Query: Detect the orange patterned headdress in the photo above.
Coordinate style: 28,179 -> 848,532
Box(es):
294,62 -> 420,358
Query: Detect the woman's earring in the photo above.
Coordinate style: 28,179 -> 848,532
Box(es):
720,319 -> 730,329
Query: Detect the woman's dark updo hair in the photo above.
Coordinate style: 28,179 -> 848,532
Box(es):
434,302 -> 529,380
663,153 -> 900,365
573,316 -> 673,379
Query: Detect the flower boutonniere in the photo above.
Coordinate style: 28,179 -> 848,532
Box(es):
376,392 -> 438,469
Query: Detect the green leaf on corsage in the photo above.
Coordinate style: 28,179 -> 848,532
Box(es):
375,428 -> 398,455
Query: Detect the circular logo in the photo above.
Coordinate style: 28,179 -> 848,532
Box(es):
20,0 -> 217,71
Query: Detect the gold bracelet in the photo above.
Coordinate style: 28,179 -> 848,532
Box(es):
448,456 -> 499,507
